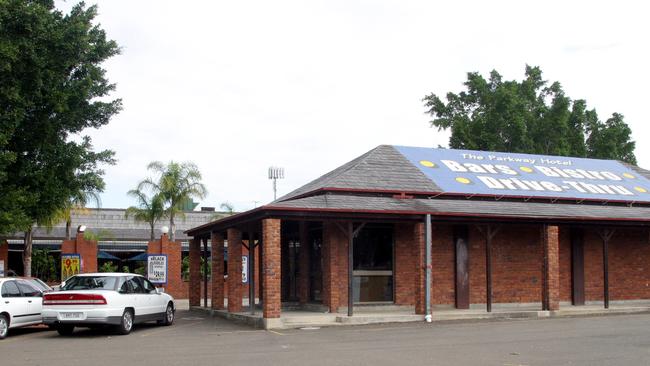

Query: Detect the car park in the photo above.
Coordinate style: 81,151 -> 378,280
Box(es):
0,278 -> 44,340
42,273 -> 175,336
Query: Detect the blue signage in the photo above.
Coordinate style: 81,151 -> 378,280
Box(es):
395,146 -> 650,203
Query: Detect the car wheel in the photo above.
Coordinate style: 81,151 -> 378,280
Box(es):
116,309 -> 134,335
0,314 -> 8,340
160,303 -> 174,326
57,325 -> 74,336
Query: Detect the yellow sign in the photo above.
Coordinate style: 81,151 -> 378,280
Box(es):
61,254 -> 81,281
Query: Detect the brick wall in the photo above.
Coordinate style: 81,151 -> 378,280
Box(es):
0,240 -> 8,276
395,223 -> 417,305
263,218 -> 282,318
582,228 -> 650,302
147,234 -> 183,299
432,225 -> 455,305
61,232 -> 97,273
322,222 -> 343,312
227,229 -> 243,312
559,227 -> 572,302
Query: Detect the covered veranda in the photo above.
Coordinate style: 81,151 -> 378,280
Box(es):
184,197 -> 650,329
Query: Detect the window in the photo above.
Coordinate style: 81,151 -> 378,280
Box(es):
1,281 -> 21,298
17,281 -> 40,297
137,277 -> 157,294
62,276 -> 119,291
127,277 -> 145,294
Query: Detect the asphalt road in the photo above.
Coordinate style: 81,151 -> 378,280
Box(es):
2,311 -> 650,366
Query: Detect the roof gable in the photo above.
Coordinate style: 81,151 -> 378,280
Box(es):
276,145 -> 440,201
277,145 -> 650,204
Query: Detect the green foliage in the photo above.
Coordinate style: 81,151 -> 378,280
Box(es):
181,255 -> 210,280
423,66 -> 636,164
125,189 -> 166,241
99,261 -> 118,273
133,266 -> 146,276
31,248 -> 59,282
83,229 -> 114,242
0,0 -> 120,235
138,161 -> 207,240
121,265 -> 130,273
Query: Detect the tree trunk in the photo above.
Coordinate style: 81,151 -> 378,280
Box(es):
170,214 -> 176,241
150,223 -> 155,241
66,219 -> 72,241
23,227 -> 33,277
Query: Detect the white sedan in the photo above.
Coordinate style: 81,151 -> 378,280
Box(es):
42,273 -> 175,336
0,278 -> 44,339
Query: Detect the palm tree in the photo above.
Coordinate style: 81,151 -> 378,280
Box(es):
220,201 -> 235,214
138,161 -> 207,241
60,190 -> 102,240
125,188 -> 166,241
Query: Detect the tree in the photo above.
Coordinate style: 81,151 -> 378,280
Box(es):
139,161 -> 207,241
423,66 -> 636,163
0,1 -> 120,275
125,188 -> 166,241
59,188 -> 102,241
220,202 -> 234,214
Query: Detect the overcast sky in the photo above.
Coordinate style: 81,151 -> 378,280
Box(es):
56,0 -> 650,212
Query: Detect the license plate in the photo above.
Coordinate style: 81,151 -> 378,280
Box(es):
60,312 -> 83,320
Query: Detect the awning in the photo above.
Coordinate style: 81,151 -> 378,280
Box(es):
98,251 -> 120,260
126,252 -> 148,261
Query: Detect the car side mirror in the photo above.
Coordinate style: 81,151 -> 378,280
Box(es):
156,288 -> 164,294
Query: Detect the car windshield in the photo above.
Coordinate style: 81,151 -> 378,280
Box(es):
61,276 -> 119,291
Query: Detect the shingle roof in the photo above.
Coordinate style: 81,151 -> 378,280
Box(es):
277,145 -> 440,202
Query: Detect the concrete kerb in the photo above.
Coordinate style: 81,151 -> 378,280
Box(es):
188,302 -> 650,330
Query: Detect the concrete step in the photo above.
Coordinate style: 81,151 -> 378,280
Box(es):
336,314 -> 424,325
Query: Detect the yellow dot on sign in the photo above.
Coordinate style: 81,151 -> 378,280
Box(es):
456,177 -> 471,184
623,173 -> 636,179
420,160 -> 436,168
520,166 -> 534,173
634,187 -> 647,193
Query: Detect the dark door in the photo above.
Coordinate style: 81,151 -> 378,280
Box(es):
454,226 -> 470,309
309,234 -> 323,302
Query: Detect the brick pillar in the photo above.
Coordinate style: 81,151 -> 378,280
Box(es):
262,219 -> 281,319
147,233 -> 182,299
189,238 -> 201,307
211,232 -> 225,310
0,240 -> 8,277
394,223 -> 416,306
414,222 -> 426,315
322,222 -> 342,313
542,225 -> 561,311
61,232 -> 98,274
227,228 -> 243,313
298,222 -> 310,304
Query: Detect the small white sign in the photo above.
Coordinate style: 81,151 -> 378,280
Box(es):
242,255 -> 248,284
0,260 -> 4,277
148,255 -> 167,284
